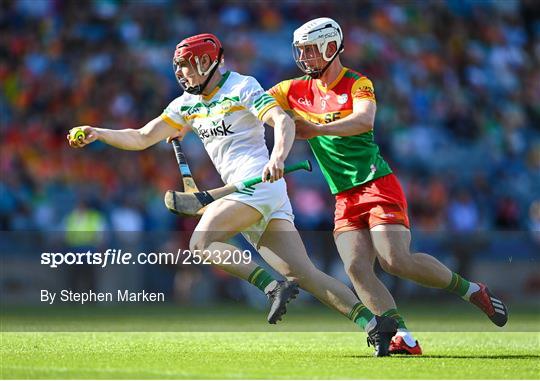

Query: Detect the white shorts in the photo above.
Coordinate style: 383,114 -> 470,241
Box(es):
223,178 -> 294,248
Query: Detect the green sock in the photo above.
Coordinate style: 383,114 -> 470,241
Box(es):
248,266 -> 275,292
444,272 -> 471,297
348,302 -> 375,330
382,308 -> 407,330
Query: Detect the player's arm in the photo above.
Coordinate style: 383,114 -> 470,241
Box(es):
295,100 -> 376,138
68,117 -> 188,150
261,105 -> 295,182
295,76 -> 377,139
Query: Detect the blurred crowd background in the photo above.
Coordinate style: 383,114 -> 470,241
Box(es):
1,0 -> 539,304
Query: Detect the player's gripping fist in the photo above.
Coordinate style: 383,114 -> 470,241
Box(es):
165,129 -> 187,144
67,126 -> 98,148
294,118 -> 323,140
261,156 -> 285,183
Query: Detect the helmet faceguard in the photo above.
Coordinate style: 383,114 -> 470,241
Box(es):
173,33 -> 224,95
292,18 -> 344,79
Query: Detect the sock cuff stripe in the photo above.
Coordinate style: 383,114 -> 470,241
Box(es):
382,309 -> 398,317
446,273 -> 460,292
348,304 -> 359,320
248,267 -> 264,284
352,303 -> 366,316
347,307 -> 356,320
348,303 -> 366,321
253,269 -> 265,283
446,272 -> 474,298
450,274 -> 459,291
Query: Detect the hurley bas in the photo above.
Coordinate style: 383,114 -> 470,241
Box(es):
41,289 -> 165,305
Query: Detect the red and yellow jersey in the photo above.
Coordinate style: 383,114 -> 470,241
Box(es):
268,67 -> 392,194
270,67 -> 376,124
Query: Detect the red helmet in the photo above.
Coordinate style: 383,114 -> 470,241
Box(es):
173,33 -> 223,94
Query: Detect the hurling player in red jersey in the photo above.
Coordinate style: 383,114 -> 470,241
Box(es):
269,17 -> 508,355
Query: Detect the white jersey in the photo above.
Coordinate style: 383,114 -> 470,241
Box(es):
161,71 -> 278,184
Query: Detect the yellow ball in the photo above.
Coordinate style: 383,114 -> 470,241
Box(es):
70,129 -> 85,142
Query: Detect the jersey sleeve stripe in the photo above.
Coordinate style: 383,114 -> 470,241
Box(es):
160,114 -> 185,130
254,97 -> 275,112
254,93 -> 275,109
344,70 -> 361,80
257,101 -> 278,120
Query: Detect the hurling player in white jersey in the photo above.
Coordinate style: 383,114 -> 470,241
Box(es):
68,33 -> 398,356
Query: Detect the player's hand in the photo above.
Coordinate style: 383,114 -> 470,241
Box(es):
166,130 -> 186,143
294,118 -> 322,140
262,156 -> 285,183
67,126 -> 98,148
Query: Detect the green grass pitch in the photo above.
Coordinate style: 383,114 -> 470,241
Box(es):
1,304 -> 539,379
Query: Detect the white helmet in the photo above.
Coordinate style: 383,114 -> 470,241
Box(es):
292,17 -> 344,78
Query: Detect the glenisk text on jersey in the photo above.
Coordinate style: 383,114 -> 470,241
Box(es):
197,120 -> 234,141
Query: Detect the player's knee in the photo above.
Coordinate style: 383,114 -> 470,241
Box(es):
343,256 -> 372,279
379,254 -> 409,277
189,232 -> 212,252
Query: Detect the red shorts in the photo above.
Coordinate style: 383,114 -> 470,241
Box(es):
334,173 -> 410,232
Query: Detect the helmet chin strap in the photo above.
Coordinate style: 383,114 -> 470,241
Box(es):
184,48 -> 224,95
307,42 -> 343,79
